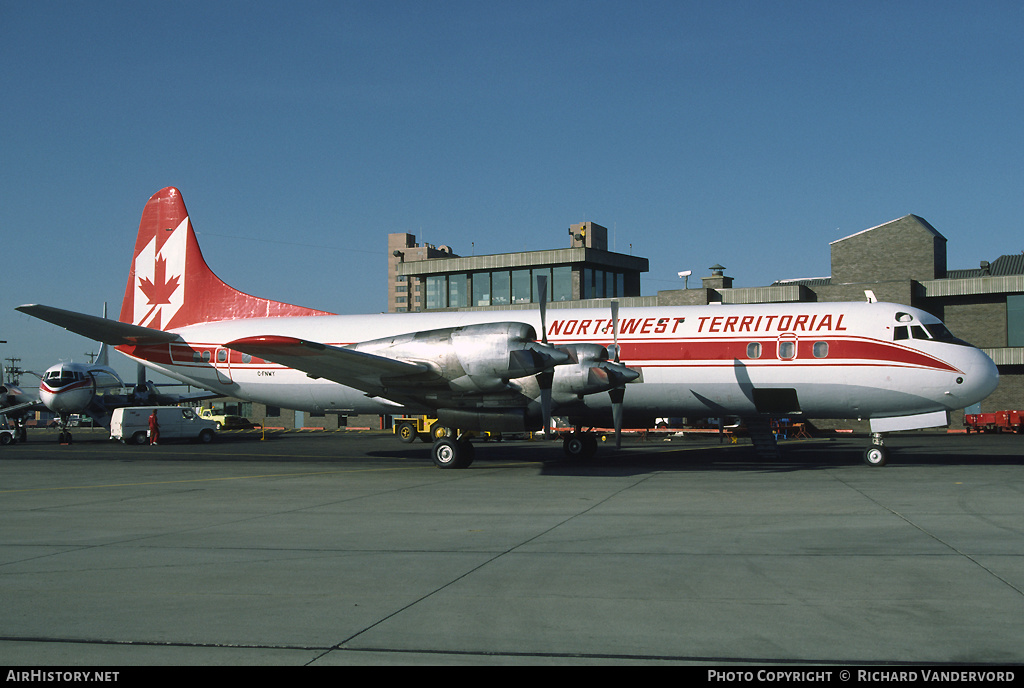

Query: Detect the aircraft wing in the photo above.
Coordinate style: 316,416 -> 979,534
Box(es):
0,400 -> 44,417
16,304 -> 181,345
226,336 -> 435,398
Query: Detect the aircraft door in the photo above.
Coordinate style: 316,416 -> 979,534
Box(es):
215,348 -> 233,384
777,333 -> 798,361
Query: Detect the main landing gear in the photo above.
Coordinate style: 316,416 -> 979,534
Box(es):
562,430 -> 598,459
430,426 -> 607,469
863,433 -> 889,467
431,435 -> 475,469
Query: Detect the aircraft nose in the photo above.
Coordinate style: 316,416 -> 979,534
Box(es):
959,347 -> 999,406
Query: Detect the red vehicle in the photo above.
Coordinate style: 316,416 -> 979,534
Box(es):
964,411 -> 1024,433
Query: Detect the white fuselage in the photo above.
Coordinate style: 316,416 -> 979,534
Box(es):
116,301 -> 999,426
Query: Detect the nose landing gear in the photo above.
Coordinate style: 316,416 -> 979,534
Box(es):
864,433 -> 889,467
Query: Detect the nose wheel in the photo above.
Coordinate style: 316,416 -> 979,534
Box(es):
864,433 -> 889,467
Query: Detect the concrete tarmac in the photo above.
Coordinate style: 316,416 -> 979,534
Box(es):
1,429 -> 1022,666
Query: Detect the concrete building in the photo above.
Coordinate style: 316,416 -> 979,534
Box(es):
388,233 -> 460,313
389,222 -> 648,312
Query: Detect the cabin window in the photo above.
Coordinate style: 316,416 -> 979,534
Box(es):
746,342 -> 761,359
813,341 -> 829,358
217,349 -> 227,363
778,341 -> 796,360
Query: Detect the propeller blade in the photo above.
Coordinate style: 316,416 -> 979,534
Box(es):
537,275 -> 549,344
610,387 -> 625,449
609,300 -> 620,362
535,274 -> 552,431
608,300 -> 623,447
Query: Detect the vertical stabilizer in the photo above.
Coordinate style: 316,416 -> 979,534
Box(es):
119,187 -> 334,330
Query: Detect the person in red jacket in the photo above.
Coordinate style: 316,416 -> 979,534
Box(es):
148,411 -> 160,445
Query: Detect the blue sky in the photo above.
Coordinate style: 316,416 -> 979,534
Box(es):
3,0 -> 1023,381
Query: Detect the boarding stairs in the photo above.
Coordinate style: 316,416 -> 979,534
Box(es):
744,417 -> 781,460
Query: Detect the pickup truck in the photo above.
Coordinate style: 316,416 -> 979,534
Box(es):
198,408 -> 258,430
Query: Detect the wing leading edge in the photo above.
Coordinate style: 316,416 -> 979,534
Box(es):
226,335 -> 436,399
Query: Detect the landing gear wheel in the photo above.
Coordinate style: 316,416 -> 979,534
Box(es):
563,433 -> 597,459
59,431 -> 72,444
432,438 -> 474,469
397,422 -> 417,443
864,445 -> 889,467
433,425 -> 453,440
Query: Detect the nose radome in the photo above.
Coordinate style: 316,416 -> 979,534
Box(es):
961,348 -> 999,406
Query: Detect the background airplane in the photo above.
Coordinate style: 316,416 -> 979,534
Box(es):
0,371 -> 42,443
17,187 -> 999,466
32,341 -> 216,443
15,306 -> 219,443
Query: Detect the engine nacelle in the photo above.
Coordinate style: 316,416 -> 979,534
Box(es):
351,322 -> 570,394
551,343 -> 640,402
437,408 -> 535,433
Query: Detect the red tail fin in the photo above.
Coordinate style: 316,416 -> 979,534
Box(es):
119,187 -> 334,330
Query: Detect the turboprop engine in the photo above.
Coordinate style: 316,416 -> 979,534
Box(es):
350,322 -> 570,394
550,343 -> 640,403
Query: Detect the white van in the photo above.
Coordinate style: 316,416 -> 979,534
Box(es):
110,406 -> 217,445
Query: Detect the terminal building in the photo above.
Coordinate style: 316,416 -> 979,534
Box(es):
221,214 -> 1022,430
388,222 -> 648,313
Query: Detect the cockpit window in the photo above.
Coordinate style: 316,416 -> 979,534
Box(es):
925,323 -> 954,341
44,370 -> 82,385
894,322 -> 972,346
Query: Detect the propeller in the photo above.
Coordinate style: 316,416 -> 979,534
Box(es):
535,275 -> 554,433
608,300 -> 625,448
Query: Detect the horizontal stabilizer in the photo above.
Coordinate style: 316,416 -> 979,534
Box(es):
17,304 -> 180,346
